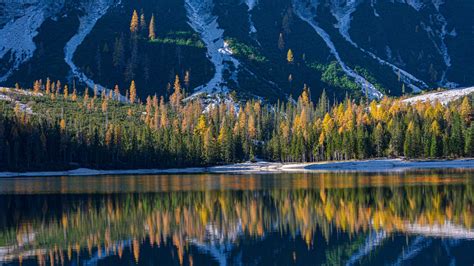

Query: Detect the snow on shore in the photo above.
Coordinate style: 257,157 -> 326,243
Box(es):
402,86 -> 474,105
292,0 -> 383,99
301,159 -> 474,172
0,159 -> 473,177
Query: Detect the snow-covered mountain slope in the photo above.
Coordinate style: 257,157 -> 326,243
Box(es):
0,0 -> 472,102
329,0 -> 428,93
0,0 -> 65,82
293,0 -> 383,99
184,0 -> 241,96
64,0 -> 123,99
402,86 -> 474,105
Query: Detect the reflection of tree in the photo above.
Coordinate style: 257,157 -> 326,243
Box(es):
0,183 -> 472,264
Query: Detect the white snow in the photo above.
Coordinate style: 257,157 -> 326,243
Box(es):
402,86 -> 474,105
64,0 -> 126,101
398,0 -> 457,87
303,158 -> 474,172
329,0 -> 428,92
244,0 -> 258,35
0,0 -> 65,82
0,87 -> 43,114
403,221 -> 474,239
402,0 -> 424,11
292,0 -> 383,99
420,16 -> 455,87
184,0 -> 241,96
0,159 -> 473,177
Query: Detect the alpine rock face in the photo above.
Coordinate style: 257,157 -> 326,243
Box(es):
0,0 -> 472,101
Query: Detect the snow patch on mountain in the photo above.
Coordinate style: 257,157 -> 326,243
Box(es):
292,0 -> 383,99
184,0 -> 241,96
64,0 -> 124,100
398,0 -> 457,88
402,86 -> 474,105
420,10 -> 457,87
329,0 -> 428,92
244,0 -> 258,34
0,0 -> 65,82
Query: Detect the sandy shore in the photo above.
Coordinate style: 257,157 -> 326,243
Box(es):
0,159 -> 473,177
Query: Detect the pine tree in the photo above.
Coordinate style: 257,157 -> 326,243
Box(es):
63,85 -> 69,100
113,35 -> 125,68
278,33 -> 285,51
170,75 -> 183,109
45,78 -> 51,94
33,80 -> 41,93
460,97 -> 471,123
130,10 -> 139,34
374,122 -> 385,157
129,80 -> 137,104
140,10 -> 146,33
114,85 -> 120,101
287,49 -> 294,64
149,14 -> 156,41
465,123 -> 474,157
184,70 -> 190,90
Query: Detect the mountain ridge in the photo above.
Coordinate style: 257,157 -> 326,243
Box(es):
0,0 -> 472,102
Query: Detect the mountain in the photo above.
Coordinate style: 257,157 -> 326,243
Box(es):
0,0 -> 473,102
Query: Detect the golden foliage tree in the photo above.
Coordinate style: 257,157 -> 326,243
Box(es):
287,49 -> 294,64
129,80 -> 137,104
149,14 -> 156,40
130,10 -> 139,34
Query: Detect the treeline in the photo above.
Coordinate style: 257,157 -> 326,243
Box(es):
0,80 -> 473,171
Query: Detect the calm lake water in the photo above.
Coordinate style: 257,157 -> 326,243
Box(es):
0,171 -> 473,265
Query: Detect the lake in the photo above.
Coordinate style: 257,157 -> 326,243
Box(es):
0,170 -> 473,265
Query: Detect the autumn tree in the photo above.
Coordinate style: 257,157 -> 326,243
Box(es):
170,75 -> 183,110
287,49 -> 294,64
130,10 -> 139,34
149,14 -> 156,41
129,80 -> 137,104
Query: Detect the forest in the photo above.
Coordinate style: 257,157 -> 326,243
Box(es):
0,77 -> 473,171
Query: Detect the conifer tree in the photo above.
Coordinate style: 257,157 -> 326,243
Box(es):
287,49 -> 294,64
140,10 -> 146,33
149,14 -> 156,41
130,10 -> 139,34
278,33 -> 285,51
45,78 -> 51,94
170,75 -> 183,109
63,85 -> 69,100
129,80 -> 137,104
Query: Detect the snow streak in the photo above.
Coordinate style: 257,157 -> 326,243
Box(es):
292,0 -> 383,99
184,0 -> 240,96
64,0 -> 124,100
244,0 -> 258,35
330,0 -> 428,93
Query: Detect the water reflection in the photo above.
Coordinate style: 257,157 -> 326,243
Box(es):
0,171 -> 473,265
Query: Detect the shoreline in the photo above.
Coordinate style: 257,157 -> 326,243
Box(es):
0,159 -> 473,177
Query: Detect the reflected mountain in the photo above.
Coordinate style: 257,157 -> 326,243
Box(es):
0,171 -> 473,265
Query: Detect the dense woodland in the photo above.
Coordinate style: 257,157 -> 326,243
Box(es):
0,76 -> 473,171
